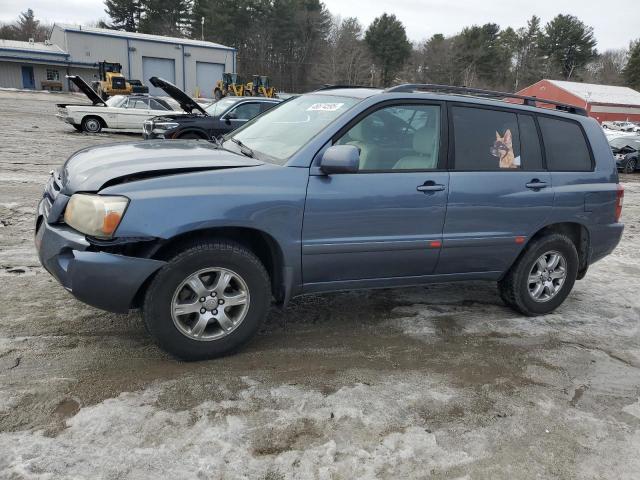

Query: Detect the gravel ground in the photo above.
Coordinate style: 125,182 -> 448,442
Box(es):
0,90 -> 639,480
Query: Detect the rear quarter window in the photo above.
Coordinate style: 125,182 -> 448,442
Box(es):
538,116 -> 592,171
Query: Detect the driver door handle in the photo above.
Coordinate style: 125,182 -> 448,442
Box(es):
525,179 -> 548,189
417,181 -> 446,193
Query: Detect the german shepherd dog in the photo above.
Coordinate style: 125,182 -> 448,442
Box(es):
491,129 -> 518,169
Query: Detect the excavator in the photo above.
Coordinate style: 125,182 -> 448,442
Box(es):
214,72 -> 245,100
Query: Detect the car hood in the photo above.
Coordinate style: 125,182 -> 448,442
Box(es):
61,140 -> 262,193
66,75 -> 107,106
149,77 -> 208,115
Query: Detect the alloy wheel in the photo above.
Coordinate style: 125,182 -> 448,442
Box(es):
527,250 -> 567,303
171,267 -> 250,341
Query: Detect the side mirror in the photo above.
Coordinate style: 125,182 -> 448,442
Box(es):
319,145 -> 360,174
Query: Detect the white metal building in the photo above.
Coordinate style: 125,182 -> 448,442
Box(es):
0,38 -> 96,91
0,25 -> 236,97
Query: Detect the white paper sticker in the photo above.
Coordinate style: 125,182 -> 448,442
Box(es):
306,103 -> 345,112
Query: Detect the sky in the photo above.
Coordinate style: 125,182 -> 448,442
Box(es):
0,0 -> 637,51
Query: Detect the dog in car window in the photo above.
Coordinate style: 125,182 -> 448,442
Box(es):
491,129 -> 520,169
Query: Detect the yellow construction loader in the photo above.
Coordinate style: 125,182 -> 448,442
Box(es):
214,73 -> 245,100
245,75 -> 277,98
91,62 -> 131,100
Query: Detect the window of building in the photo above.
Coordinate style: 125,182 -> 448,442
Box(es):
538,116 -> 592,171
46,69 -> 59,81
452,106 -> 523,170
335,104 -> 441,171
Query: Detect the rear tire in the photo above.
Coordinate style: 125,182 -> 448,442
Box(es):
81,116 -> 103,133
143,240 -> 271,360
498,233 -> 578,316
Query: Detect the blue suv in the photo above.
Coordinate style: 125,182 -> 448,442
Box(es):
35,84 -> 624,360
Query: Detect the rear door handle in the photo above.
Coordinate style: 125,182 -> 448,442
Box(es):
417,181 -> 446,193
525,180 -> 548,189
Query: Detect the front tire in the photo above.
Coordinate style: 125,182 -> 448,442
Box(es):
143,240 -> 271,360
498,233 -> 578,316
178,132 -> 205,140
624,158 -> 637,174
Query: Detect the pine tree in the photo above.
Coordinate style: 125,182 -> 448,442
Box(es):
1,9 -> 49,41
541,14 -> 597,80
452,23 -> 511,88
365,14 -> 412,87
138,0 -> 192,36
623,40 -> 640,90
104,0 -> 142,32
512,15 -> 545,90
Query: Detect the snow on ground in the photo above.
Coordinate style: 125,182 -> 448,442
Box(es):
0,90 -> 639,479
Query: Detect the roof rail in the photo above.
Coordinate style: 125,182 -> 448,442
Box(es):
315,84 -> 373,91
385,83 -> 588,116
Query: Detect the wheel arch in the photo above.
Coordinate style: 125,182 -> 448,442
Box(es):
520,222 -> 591,280
81,114 -> 107,128
175,128 -> 208,139
131,226 -> 287,309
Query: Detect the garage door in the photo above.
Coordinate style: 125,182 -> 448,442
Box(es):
196,62 -> 224,99
142,57 -> 176,95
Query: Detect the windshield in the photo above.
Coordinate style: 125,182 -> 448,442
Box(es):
227,94 -> 361,164
106,95 -> 126,107
610,137 -> 640,150
205,98 -> 238,116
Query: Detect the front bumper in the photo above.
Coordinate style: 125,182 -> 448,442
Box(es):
35,197 -> 165,313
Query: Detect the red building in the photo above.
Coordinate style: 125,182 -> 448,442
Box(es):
517,79 -> 640,124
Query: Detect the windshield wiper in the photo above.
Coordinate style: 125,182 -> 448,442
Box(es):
229,138 -> 254,158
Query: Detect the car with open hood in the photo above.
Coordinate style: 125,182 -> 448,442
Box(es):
609,135 -> 640,173
142,76 -> 281,140
37,83 -> 624,361
56,75 -> 181,133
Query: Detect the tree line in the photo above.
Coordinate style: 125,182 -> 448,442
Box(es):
2,4 -> 640,94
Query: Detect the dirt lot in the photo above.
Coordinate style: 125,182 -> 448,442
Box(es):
0,89 -> 639,479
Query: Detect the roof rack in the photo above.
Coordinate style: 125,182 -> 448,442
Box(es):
315,84 -> 373,91
385,83 -> 588,116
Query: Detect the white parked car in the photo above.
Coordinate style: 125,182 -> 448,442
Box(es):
56,76 -> 182,133
602,120 -> 640,132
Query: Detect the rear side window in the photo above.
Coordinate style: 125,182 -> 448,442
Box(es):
452,106 -> 523,170
518,114 -> 543,170
260,102 -> 278,113
538,117 -> 592,171
149,99 -> 168,110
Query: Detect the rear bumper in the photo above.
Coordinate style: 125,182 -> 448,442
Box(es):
588,223 -> 624,265
55,113 -> 75,125
36,198 -> 165,313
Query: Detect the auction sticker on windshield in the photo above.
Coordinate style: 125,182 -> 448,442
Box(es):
307,103 -> 345,112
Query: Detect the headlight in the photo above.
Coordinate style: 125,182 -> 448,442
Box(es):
64,194 -> 129,239
153,122 -> 179,130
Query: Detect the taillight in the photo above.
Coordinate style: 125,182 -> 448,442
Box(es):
615,184 -> 624,222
